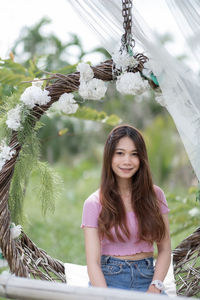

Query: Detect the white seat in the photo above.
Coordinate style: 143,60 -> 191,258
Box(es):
64,254 -> 176,296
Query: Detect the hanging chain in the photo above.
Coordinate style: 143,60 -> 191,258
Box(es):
121,0 -> 135,52
112,0 -> 148,79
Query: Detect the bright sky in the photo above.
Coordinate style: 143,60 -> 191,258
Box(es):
0,0 -> 194,67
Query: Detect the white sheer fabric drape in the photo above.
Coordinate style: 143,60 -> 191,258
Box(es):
69,0 -> 200,181
166,0 -> 200,65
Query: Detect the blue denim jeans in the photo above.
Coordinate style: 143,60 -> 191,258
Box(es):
101,255 -> 155,292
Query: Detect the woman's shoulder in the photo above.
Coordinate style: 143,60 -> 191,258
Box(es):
153,184 -> 169,213
85,189 -> 100,202
81,190 -> 101,228
153,184 -> 164,197
83,189 -> 101,210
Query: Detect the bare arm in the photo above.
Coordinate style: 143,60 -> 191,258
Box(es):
83,227 -> 107,287
147,213 -> 171,293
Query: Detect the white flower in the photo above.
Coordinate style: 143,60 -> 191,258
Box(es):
189,207 -> 200,217
116,72 -> 149,95
10,223 -> 22,239
0,140 -> 16,161
112,50 -> 139,72
6,104 -> 22,131
55,93 -> 79,114
77,62 -> 94,82
32,78 -> 44,88
79,78 -> 107,100
20,86 -> 51,108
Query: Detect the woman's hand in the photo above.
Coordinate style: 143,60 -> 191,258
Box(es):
147,284 -> 161,294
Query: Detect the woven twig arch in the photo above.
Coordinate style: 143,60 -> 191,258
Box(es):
0,59 -> 149,282
173,227 -> 200,297
1,57 -> 200,297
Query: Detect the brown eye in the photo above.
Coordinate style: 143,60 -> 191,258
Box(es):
116,151 -> 123,155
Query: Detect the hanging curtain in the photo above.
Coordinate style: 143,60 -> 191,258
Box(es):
166,0 -> 200,66
68,0 -> 200,181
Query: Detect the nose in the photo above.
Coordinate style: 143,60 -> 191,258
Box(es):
123,154 -> 131,165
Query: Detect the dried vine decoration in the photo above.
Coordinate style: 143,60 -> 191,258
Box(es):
173,227 -> 200,297
0,100 -> 66,281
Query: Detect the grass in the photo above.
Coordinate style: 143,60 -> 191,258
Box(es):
23,158 -> 101,265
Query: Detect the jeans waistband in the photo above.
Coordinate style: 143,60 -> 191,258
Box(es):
101,255 -> 154,267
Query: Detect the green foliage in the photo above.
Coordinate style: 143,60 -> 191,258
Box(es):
9,154 -> 35,223
143,115 -> 187,185
167,186 -> 200,250
196,183 -> 200,203
8,127 -> 40,223
105,114 -> 122,126
72,106 -> 121,126
36,161 -> 63,215
8,124 -> 63,223
23,159 -> 100,264
3,96 -> 62,223
12,18 -> 108,72
0,58 -> 37,101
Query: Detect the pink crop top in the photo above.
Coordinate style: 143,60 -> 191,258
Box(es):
81,185 -> 170,256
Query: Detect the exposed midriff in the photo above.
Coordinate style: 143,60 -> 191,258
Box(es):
112,251 -> 154,260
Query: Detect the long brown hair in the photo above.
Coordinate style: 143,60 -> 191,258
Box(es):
98,124 -> 166,243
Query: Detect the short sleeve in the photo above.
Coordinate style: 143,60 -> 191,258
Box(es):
154,185 -> 170,214
81,192 -> 101,228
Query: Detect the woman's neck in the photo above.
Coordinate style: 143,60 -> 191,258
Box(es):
117,178 -> 132,196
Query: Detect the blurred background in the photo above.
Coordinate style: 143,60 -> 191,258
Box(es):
0,0 -> 199,266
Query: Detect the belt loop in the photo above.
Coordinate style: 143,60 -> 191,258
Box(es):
125,259 -> 131,267
105,255 -> 110,264
145,258 -> 151,268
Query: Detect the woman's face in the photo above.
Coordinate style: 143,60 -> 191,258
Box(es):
111,136 -> 140,181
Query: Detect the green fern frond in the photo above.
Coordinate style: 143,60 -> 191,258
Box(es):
36,161 -> 63,215
8,130 -> 40,224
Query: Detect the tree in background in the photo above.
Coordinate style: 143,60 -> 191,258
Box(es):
12,17 -> 110,72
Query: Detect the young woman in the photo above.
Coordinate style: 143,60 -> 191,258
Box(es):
81,124 -> 171,294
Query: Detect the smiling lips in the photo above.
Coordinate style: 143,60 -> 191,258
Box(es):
119,167 -> 133,173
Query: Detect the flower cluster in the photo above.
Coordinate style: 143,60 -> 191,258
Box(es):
6,79 -> 51,132
116,72 -> 149,95
10,223 -> 22,239
0,140 -> 16,171
112,50 -> 139,72
6,104 -> 22,131
77,63 -> 94,82
79,79 -> 107,100
77,62 -> 107,100
112,49 -> 149,96
20,80 -> 51,108
54,93 -> 79,114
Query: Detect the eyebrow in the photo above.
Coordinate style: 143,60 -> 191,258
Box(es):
115,148 -> 138,152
